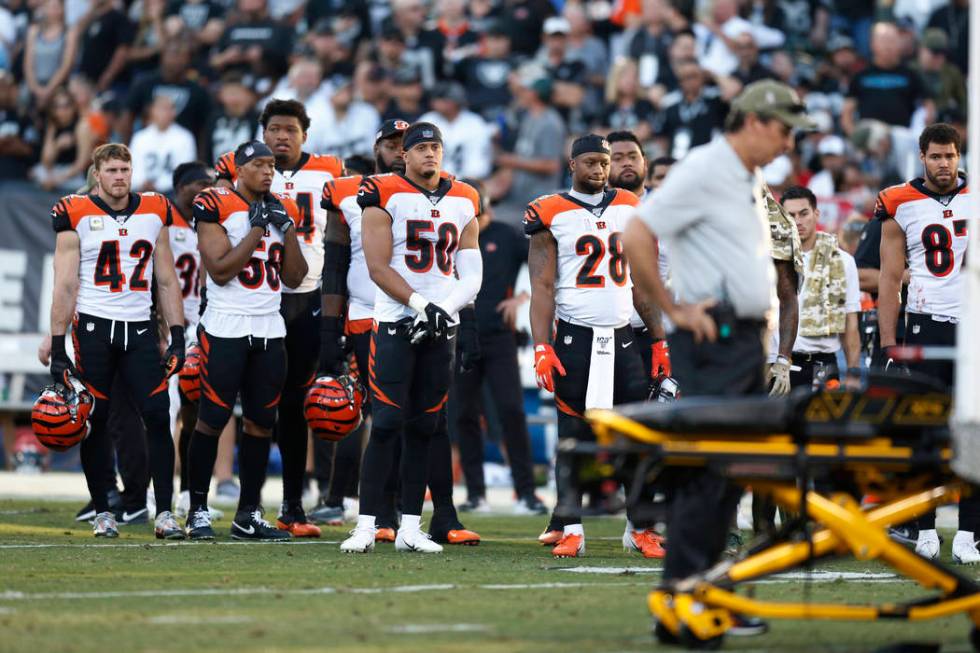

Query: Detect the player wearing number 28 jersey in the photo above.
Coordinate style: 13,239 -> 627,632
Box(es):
48,143 -> 188,539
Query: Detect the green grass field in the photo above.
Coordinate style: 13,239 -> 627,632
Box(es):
0,498 -> 976,653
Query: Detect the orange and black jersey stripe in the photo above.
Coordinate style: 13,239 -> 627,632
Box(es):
192,187 -> 302,226
523,189 -> 638,235
356,172 -> 481,214
52,192 -> 173,232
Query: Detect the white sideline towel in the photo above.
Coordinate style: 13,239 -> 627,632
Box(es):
585,327 -> 616,410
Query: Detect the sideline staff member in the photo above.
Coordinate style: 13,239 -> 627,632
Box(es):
625,80 -> 814,619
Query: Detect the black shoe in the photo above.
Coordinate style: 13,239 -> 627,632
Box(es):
515,493 -> 548,515
186,506 -> 215,540
724,530 -> 744,556
231,509 -> 292,541
457,496 -> 490,513
114,506 -> 149,526
728,614 -> 769,637
75,488 -> 123,522
889,525 -> 919,546
308,499 -> 345,525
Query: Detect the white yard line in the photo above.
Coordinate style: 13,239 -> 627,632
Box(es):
386,624 -> 491,634
557,567 -> 901,583
147,614 -> 251,625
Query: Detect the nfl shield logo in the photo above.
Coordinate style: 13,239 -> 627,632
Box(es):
592,208 -> 602,217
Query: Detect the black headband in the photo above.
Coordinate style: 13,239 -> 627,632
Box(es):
571,134 -> 611,158
234,141 -> 274,166
402,122 -> 443,151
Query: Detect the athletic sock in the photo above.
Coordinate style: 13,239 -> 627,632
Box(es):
564,523 -> 584,537
238,432 -> 271,512
401,514 -> 421,531
357,514 -> 376,531
188,429 -> 220,512
178,416 -> 194,493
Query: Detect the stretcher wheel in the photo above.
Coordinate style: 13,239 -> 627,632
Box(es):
970,626 -> 980,652
677,624 -> 724,650
653,619 -> 680,646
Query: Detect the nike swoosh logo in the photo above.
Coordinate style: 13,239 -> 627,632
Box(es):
388,328 -> 397,335
235,523 -> 255,535
136,329 -> 148,335
312,308 -> 321,316
621,341 -> 632,348
447,333 -> 456,340
122,509 -> 147,520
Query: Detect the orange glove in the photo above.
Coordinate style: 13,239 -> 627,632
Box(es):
534,343 -> 566,392
651,340 -> 671,378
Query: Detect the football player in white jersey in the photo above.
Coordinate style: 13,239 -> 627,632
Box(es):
215,100 -> 343,537
187,141 -> 308,540
877,122 -> 978,564
340,122 -> 482,554
49,143 -> 188,539
525,134 -> 655,558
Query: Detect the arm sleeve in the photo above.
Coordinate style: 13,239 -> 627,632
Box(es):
51,197 -> 74,232
356,176 -> 383,210
320,180 -> 338,212
522,201 -> 549,236
439,248 -> 483,316
192,191 -> 221,227
843,253 -> 861,313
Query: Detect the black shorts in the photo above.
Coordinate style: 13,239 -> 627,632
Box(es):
197,330 -> 286,431
904,312 -> 956,388
368,319 -> 454,432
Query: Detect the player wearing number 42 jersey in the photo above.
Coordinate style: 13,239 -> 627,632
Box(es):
876,123 -> 979,565
186,141 -> 308,541
216,100 -> 343,537
49,143 -> 188,539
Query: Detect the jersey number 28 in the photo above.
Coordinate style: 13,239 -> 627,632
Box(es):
575,232 -> 627,288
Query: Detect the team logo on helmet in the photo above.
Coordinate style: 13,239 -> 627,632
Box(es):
304,374 -> 365,442
31,375 -> 94,451
178,344 -> 203,403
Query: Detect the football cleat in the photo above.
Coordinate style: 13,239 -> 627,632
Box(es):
186,507 -> 215,540
340,526 -> 376,553
309,500 -> 345,526
395,527 -> 443,553
514,494 -> 549,516
729,614 -> 769,637
92,511 -> 118,538
154,510 -> 185,540
953,531 -> 980,565
552,533 -> 585,558
32,375 -> 94,452
623,527 -> 666,559
915,529 -> 941,560
276,503 -> 322,538
458,496 -> 491,513
177,344 -> 202,402
114,506 -> 149,526
432,528 -> 480,546
75,502 -> 97,523
231,509 -> 292,541
305,374 -> 364,441
375,527 -> 396,543
538,529 -> 563,546
888,525 -> 918,546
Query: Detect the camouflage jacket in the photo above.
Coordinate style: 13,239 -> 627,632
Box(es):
765,185 -> 804,279
799,232 -> 847,337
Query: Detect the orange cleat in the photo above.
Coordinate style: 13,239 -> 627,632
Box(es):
538,529 -> 563,546
375,527 -> 396,543
625,529 -> 665,559
443,528 -> 480,545
552,533 -> 585,558
276,519 -> 322,538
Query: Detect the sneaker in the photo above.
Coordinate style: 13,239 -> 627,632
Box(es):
458,496 -> 491,513
75,501 -> 97,523
375,527 -> 396,543
514,494 -> 549,515
432,527 -> 481,546
175,491 -> 191,519
231,509 -> 292,541
340,526 -> 376,553
729,614 -> 769,637
395,527 -> 443,553
276,503 -> 322,538
154,510 -> 185,540
114,506 -> 149,526
309,500 -> 345,526
212,479 -> 240,507
915,529 -> 941,560
888,525 -> 918,546
724,530 -> 744,556
186,507 -> 215,540
92,511 -> 119,538
953,531 -> 980,565
538,529 -> 563,546
552,533 -> 585,558
623,527 -> 666,559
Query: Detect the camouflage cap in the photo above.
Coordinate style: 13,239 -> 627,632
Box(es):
731,80 -> 816,130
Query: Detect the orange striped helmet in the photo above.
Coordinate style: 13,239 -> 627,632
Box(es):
178,344 -> 202,403
304,374 -> 364,441
31,376 -> 94,451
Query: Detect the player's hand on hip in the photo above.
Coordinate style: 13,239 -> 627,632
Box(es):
768,356 -> 791,396
534,343 -> 565,393
651,339 -> 671,377
669,300 -> 717,343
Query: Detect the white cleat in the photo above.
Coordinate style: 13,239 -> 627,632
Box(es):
93,511 -> 119,538
395,527 -> 443,553
340,526 -> 376,553
953,531 -> 980,565
915,529 -> 941,560
154,510 -> 186,540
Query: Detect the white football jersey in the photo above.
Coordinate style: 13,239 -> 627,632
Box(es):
216,151 -> 344,294
52,192 -> 172,322
321,174 -> 377,321
357,173 -> 480,323
524,189 -> 640,328
169,207 -> 201,329
876,179 -> 970,318
193,187 -> 301,319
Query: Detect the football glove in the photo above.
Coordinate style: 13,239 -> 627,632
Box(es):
162,326 -> 186,378
873,345 -> 910,375
768,356 -> 791,396
456,307 -> 480,373
651,339 -> 671,377
409,302 -> 453,345
318,315 -> 347,376
264,194 -> 293,232
534,343 -> 565,393
49,334 -> 76,387
248,200 -> 269,230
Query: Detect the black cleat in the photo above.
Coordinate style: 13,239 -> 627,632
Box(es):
728,614 -> 769,637
186,506 -> 216,540
515,493 -> 549,515
114,506 -> 149,526
231,509 -> 292,541
76,488 -> 122,522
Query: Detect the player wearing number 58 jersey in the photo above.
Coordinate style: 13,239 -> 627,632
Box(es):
186,140 -> 308,541
49,143 -> 188,539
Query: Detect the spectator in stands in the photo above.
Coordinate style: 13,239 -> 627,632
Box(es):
536,17 -> 588,131
694,0 -> 784,79
76,0 -> 135,95
383,0 -> 445,88
915,28 -> 966,117
382,66 -> 427,123
164,0 -> 225,48
498,0 -> 553,57
730,31 -> 775,88
129,95 -> 196,192
926,0 -> 968,74
600,58 -> 654,142
0,70 -> 39,181
827,0 -> 875,58
210,0 -> 293,93
31,87 -> 93,192
125,39 -> 213,144
127,0 -> 166,78
305,2 -> 369,53
842,22 -> 932,136
817,34 -> 862,100
650,29 -> 697,103
807,134 -> 847,199
763,0 -> 829,52
203,73 -> 258,164
626,0 -> 674,89
374,25 -> 411,79
419,81 -> 493,180
306,19 -> 355,79
454,22 -> 516,122
23,0 -> 79,110
314,76 -> 380,159
434,0 -> 481,69
264,58 -> 332,148
353,62 -> 390,116
68,75 -> 110,147
563,3 -> 608,94
654,59 -> 728,160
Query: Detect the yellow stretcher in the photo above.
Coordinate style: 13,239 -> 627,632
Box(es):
581,373 -> 980,650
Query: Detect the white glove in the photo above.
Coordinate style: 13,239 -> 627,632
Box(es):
768,356 -> 791,396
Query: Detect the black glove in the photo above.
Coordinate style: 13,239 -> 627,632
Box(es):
318,315 -> 347,376
872,344 -> 908,374
162,326 -> 186,378
456,307 -> 480,373
409,303 -> 453,345
263,194 -> 293,232
248,200 -> 269,230
49,334 -> 76,386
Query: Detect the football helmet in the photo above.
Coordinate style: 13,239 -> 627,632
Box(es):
31,375 -> 94,451
304,374 -> 364,441
648,374 -> 680,403
178,344 -> 202,403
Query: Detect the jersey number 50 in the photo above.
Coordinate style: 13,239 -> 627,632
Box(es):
405,220 -> 459,275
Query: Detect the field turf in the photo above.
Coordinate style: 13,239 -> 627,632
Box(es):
0,498 -> 976,653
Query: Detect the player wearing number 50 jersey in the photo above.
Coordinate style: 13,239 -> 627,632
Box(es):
876,123 -> 979,565
215,100 -> 343,537
186,141 -> 308,541
525,134 -> 655,559
49,143 -> 188,539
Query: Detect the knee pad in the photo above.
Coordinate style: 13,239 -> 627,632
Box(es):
371,404 -> 405,435
404,411 -> 440,437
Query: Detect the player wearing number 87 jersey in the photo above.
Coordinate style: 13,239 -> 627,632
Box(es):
49,143 -> 188,538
